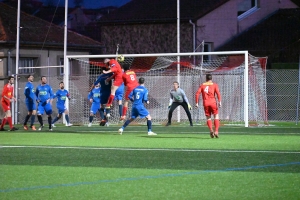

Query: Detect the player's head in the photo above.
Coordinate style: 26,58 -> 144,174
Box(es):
206,74 -> 212,81
138,77 -> 145,84
59,82 -> 64,89
94,83 -> 100,88
27,75 -> 34,82
122,64 -> 130,71
41,76 -> 47,84
104,58 -> 111,68
173,81 -> 179,89
8,76 -> 14,84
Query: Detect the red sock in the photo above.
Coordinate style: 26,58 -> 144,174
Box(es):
214,119 -> 220,132
7,117 -> 13,129
207,119 -> 213,131
106,95 -> 115,107
122,106 -> 128,116
1,118 -> 7,128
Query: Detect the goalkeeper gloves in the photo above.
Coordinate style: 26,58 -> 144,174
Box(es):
188,104 -> 192,110
168,104 -> 171,109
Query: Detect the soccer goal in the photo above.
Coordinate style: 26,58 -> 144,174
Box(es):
65,51 -> 268,127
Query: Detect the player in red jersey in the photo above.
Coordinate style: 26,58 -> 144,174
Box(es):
120,64 -> 139,120
0,76 -> 18,131
195,74 -> 221,138
102,58 -> 123,116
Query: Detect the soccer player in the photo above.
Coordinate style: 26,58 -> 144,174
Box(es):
23,75 -> 37,131
195,74 -> 222,138
102,58 -> 123,115
118,77 -> 157,136
166,81 -> 193,127
91,67 -> 112,126
87,83 -> 101,127
120,64 -> 139,121
51,82 -> 72,127
0,76 -> 18,131
35,76 -> 54,131
114,82 -> 125,119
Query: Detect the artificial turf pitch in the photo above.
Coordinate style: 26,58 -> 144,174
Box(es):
0,123 -> 299,200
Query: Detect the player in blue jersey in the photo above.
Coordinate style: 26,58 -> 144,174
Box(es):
23,75 -> 37,131
92,68 -> 112,126
114,82 -> 124,120
51,82 -> 72,127
118,77 -> 157,136
35,76 -> 54,131
87,83 -> 101,127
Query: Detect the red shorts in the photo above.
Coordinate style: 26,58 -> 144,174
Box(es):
1,100 -> 11,112
113,76 -> 123,87
203,103 -> 218,116
124,87 -> 135,100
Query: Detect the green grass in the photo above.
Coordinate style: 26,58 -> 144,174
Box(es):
0,123 -> 299,200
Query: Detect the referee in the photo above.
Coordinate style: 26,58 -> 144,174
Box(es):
166,81 -> 193,126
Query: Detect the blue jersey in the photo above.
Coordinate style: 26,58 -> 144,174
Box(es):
35,84 -> 54,102
94,73 -> 113,93
54,89 -> 69,107
129,85 -> 148,106
88,87 -> 101,103
24,81 -> 36,102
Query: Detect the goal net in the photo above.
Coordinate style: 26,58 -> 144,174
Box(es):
65,51 -> 268,127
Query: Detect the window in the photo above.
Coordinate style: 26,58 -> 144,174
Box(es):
203,43 -> 213,61
238,0 -> 259,20
12,58 -> 37,74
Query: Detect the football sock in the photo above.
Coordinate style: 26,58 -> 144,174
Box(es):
48,116 -> 52,129
214,119 -> 220,132
1,118 -> 7,129
99,108 -> 105,119
30,115 -> 36,126
118,104 -> 123,117
65,115 -> 70,124
207,119 -> 213,131
147,120 -> 152,132
52,117 -> 59,124
89,116 -> 94,123
122,106 -> 128,116
7,117 -> 13,129
106,95 -> 115,107
122,119 -> 131,129
24,114 -> 30,125
37,115 -> 43,126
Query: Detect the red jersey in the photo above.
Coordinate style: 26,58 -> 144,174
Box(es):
195,81 -> 221,106
122,70 -> 139,89
1,83 -> 14,103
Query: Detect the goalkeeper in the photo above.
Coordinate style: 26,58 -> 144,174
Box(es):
166,81 -> 193,127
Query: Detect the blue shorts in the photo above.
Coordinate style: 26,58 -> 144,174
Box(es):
57,105 -> 67,114
90,102 -> 100,115
131,105 -> 149,119
114,85 -> 124,101
25,100 -> 36,111
37,101 -> 52,115
100,91 -> 110,105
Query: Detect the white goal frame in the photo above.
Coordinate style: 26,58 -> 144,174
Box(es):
66,51 -> 250,127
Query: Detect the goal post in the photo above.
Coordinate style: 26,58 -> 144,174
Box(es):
65,51 -> 268,127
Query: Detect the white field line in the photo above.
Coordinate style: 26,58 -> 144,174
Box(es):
0,145 -> 299,154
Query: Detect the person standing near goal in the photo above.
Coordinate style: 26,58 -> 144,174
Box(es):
35,76 -> 54,131
102,58 -> 124,117
0,76 -> 18,131
166,81 -> 193,127
87,83 -> 101,127
120,64 -> 139,121
195,74 -> 222,138
118,77 -> 157,136
51,82 -> 72,127
23,75 -> 37,131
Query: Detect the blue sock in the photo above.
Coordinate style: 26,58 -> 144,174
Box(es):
147,120 -> 152,132
119,104 -> 123,117
100,108 -> 105,119
65,115 -> 70,124
122,119 -> 131,129
52,117 -> 59,124
89,116 -> 94,123
30,115 -> 35,127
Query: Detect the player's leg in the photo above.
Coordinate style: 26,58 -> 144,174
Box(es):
212,104 -> 220,138
204,106 -> 214,138
118,107 -> 137,134
64,109 -> 72,126
6,110 -> 15,130
30,110 -> 36,130
88,102 -> 97,127
37,103 -> 44,130
106,85 -> 119,108
99,104 -> 107,126
52,113 -> 62,127
45,103 -> 53,131
0,113 -> 7,131
166,102 -> 180,126
121,100 -> 129,120
181,102 -> 193,126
